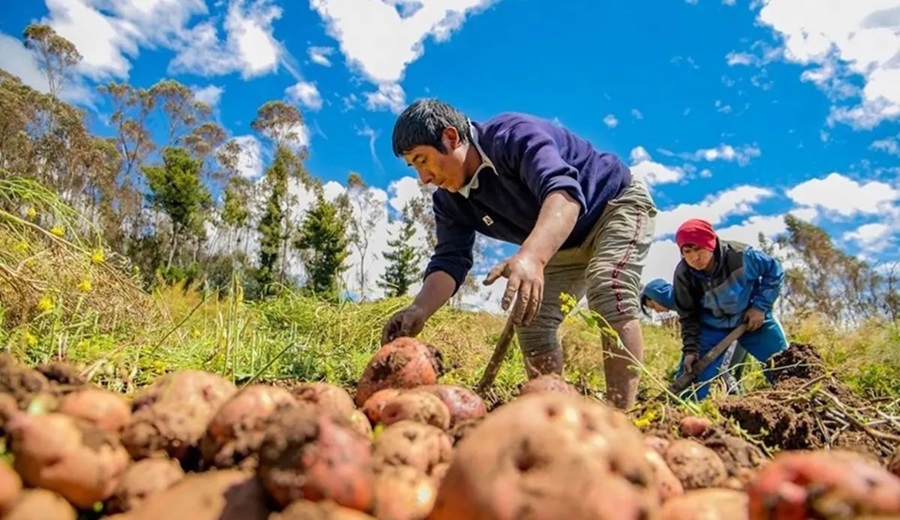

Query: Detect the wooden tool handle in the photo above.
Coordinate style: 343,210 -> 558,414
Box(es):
476,313 -> 517,396
667,323 -> 748,395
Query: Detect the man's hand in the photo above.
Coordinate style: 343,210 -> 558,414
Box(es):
483,250 -> 544,326
744,307 -> 765,332
381,305 -> 427,345
683,352 -> 699,375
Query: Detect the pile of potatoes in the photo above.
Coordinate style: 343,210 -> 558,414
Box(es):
0,339 -> 899,520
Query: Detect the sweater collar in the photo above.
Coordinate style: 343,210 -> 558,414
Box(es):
457,120 -> 498,198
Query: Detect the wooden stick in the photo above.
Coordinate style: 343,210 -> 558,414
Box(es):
668,323 -> 748,395
476,313 -> 517,396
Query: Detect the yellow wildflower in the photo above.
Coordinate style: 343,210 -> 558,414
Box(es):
49,225 -> 65,237
36,295 -> 53,312
23,331 -> 37,347
14,241 -> 28,253
91,249 -> 105,265
77,279 -> 92,293
25,207 -> 37,219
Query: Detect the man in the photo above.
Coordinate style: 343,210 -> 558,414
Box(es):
380,98 -> 657,410
671,218 -> 789,400
640,278 -> 750,395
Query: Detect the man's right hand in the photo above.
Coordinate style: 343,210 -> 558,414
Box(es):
381,305 -> 427,345
683,352 -> 699,375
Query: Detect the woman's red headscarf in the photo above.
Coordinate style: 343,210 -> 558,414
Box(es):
675,219 -> 717,251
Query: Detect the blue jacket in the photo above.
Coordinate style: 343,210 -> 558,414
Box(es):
641,278 -> 675,312
673,239 -> 784,354
423,112 -> 633,293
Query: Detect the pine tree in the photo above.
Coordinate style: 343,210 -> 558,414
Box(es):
295,186 -> 350,302
378,205 -> 424,298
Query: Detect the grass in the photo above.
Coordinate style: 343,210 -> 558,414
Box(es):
1,176 -> 898,413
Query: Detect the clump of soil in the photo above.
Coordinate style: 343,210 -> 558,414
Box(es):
766,342 -> 827,385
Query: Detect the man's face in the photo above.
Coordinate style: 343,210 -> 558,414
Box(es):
402,127 -> 468,192
681,244 -> 714,271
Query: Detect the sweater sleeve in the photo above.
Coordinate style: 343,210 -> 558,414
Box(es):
743,248 -> 784,313
673,265 -> 701,355
422,196 -> 475,295
497,121 -> 587,215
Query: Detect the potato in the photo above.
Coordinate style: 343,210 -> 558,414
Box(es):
660,488 -> 749,520
516,373 -> 579,397
58,387 -> 131,433
645,435 -> 671,456
372,420 -> 453,476
257,406 -> 376,512
116,469 -> 270,520
199,384 -> 298,470
679,416 -> 711,438
431,463 -> 450,487
645,447 -> 684,502
429,392 -> 659,520
0,353 -> 50,410
448,418 -> 482,445
105,458 -> 185,514
380,391 -> 451,430
0,461 -> 22,514
747,449 -> 900,519
348,409 -> 373,438
664,439 -> 728,490
270,499 -> 376,519
2,489 -> 76,520
291,382 -> 356,418
130,370 -> 237,411
6,411 -> 130,508
362,389 -> 402,425
373,465 -> 437,520
889,445 -> 900,479
415,385 -> 487,427
355,338 -> 442,407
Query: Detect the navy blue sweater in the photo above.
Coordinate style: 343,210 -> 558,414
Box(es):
423,112 -> 633,292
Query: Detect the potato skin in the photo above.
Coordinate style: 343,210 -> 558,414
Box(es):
355,338 -> 441,407
660,488 -> 749,520
0,461 -> 22,514
270,499 -> 376,519
644,447 -> 684,502
58,387 -> 131,433
2,489 -> 77,520
291,382 -> 356,418
747,450 -> 900,519
664,439 -> 728,490
373,465 -> 437,520
516,374 -> 579,397
373,420 -> 454,476
678,416 -> 711,438
105,458 -> 185,514
416,385 -> 487,427
7,411 -> 130,509
362,389 -> 402,425
381,392 -> 451,430
429,393 -> 660,520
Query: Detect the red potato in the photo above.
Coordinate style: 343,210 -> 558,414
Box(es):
373,465 -> 437,520
291,382 -> 356,418
372,420 -> 454,476
644,447 -> 684,502
429,392 -> 660,520
348,409 -> 373,438
516,373 -> 580,397
114,469 -> 270,520
362,389 -> 402,424
0,461 -> 22,514
660,488 -> 749,520
58,387 -> 131,433
199,384 -> 298,470
679,416 -> 712,438
645,435 -> 671,456
664,439 -> 728,490
6,411 -> 130,508
355,338 -> 442,407
380,391 -> 451,430
105,458 -> 185,514
2,489 -> 77,520
257,406 -> 376,512
747,449 -> 900,519
130,370 -> 237,411
415,385 -> 487,427
270,499 -> 376,519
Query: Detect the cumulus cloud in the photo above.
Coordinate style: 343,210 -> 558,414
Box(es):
786,172 -> 900,217
286,80 -> 323,111
628,147 -> 684,186
192,84 -> 224,108
654,185 -> 775,238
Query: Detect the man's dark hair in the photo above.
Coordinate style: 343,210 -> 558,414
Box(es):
392,98 -> 471,157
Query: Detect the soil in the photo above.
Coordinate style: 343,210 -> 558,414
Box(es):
35,361 -> 86,389
0,354 -> 51,409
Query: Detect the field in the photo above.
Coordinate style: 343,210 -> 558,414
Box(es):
1,187 -> 900,520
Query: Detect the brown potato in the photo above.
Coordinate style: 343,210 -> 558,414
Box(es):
429,392 -> 659,520
415,384 -> 487,427
362,389 -> 402,425
645,447 -> 684,502
747,449 -> 900,519
105,458 -> 185,514
380,391 -> 451,430
7,411 -> 130,509
664,439 -> 728,490
645,435 -> 671,456
355,338 -> 442,407
270,499 -> 376,519
516,373 -> 580,397
58,387 -> 131,433
257,406 -> 376,512
3,489 -> 76,520
130,370 -> 236,411
660,488 -> 749,520
372,420 -> 453,476
291,382 -> 356,418
373,465 -> 437,520
679,416 -> 711,438
0,461 -> 22,514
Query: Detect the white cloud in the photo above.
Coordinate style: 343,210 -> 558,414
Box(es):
365,82 -> 406,113
628,147 -> 684,186
0,31 -> 94,106
388,175 -> 427,213
309,0 -> 497,87
691,144 -> 761,165
603,114 -> 619,128
286,80 -> 323,111
715,100 -> 733,114
726,51 -> 757,66
844,222 -> 893,251
642,239 -> 681,284
871,136 -> 900,156
752,0 -> 900,128
786,172 -> 899,217
232,135 -> 264,179
192,84 -> 224,108
654,185 -> 775,238
308,45 -> 335,67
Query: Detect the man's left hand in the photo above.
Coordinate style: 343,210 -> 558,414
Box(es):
744,307 -> 765,332
483,251 -> 545,326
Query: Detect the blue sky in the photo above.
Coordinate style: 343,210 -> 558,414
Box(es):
1,0 -> 898,309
